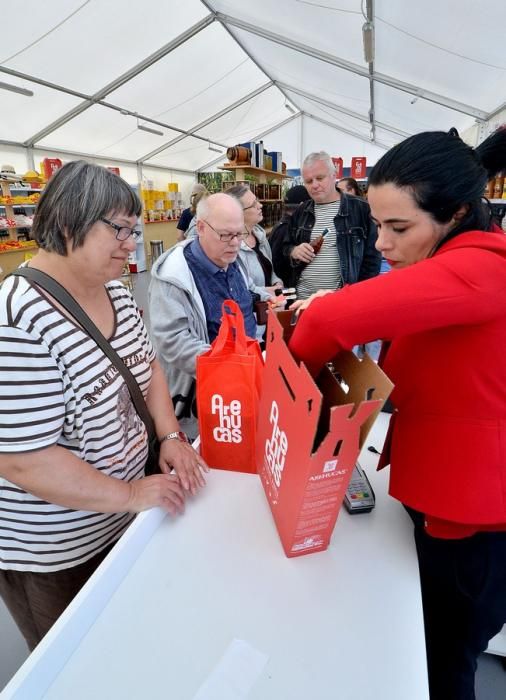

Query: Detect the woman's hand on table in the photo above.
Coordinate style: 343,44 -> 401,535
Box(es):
159,439 -> 209,496
126,474 -> 186,516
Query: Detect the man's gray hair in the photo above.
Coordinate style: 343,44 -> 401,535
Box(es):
31,160 -> 142,256
302,151 -> 336,175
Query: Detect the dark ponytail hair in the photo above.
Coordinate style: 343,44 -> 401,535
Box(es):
368,126 -> 506,244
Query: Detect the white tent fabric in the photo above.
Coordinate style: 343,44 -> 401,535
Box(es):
0,0 -> 504,178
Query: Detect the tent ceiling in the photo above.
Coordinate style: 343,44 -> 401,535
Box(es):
375,3 -> 504,112
37,104 -> 183,162
105,22 -> 268,133
0,2 -> 210,95
0,0 -> 503,172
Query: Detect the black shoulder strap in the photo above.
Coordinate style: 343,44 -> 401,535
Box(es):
13,267 -> 156,440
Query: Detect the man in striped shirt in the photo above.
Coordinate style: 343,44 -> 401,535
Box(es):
279,152 -> 380,299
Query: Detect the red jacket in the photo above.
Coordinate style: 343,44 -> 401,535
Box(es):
289,231 -> 506,536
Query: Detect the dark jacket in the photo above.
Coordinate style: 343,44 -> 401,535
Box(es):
269,213 -> 292,286
274,192 -> 380,288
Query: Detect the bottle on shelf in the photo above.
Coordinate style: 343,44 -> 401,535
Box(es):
493,176 -> 505,199
485,178 -> 495,198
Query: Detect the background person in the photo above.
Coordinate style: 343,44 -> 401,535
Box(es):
277,151 -> 380,298
149,193 -> 256,440
226,183 -> 282,297
176,183 -> 208,241
0,161 -> 207,651
289,127 -> 506,700
225,184 -> 284,334
183,188 -> 209,242
337,177 -> 363,197
269,184 -> 311,286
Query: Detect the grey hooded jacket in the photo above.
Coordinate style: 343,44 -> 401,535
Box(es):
148,241 -> 210,440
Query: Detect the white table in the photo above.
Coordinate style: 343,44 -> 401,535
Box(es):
1,413 -> 429,699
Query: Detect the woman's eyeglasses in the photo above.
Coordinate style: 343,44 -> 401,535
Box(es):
101,218 -> 142,241
203,220 -> 248,243
243,198 -> 261,211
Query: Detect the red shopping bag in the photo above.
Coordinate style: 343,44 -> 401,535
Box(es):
196,300 -> 263,473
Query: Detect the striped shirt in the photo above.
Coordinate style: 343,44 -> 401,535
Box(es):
296,200 -> 342,300
0,275 -> 155,572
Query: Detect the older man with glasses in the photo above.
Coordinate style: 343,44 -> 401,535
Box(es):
149,193 -> 257,440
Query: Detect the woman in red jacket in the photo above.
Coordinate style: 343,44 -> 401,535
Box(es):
289,127 -> 506,700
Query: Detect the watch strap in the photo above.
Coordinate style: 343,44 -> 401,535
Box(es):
161,431 -> 189,444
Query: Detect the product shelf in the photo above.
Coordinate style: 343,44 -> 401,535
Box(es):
219,164 -> 291,180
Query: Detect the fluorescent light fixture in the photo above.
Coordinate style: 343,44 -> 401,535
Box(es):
362,21 -> 375,63
208,143 -> 221,153
136,118 -> 163,137
0,80 -> 34,97
285,101 -> 296,114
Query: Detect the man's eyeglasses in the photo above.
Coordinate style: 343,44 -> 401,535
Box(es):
101,218 -> 141,241
203,220 -> 248,243
243,198 -> 261,211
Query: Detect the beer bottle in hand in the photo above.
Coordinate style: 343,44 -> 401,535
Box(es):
310,228 -> 330,254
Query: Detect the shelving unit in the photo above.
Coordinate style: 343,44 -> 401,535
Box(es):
219,163 -> 292,229
0,181 -> 41,279
0,182 -> 41,239
219,164 -> 289,180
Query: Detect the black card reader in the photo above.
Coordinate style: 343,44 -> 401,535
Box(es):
344,462 -> 376,514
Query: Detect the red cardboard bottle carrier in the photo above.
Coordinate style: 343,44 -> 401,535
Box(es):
256,311 -> 393,557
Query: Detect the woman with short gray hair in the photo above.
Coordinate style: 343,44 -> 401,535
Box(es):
0,160 -> 207,651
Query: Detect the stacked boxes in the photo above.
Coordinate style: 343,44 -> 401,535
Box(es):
140,183 -> 183,222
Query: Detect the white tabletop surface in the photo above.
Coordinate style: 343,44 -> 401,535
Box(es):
2,413 -> 429,700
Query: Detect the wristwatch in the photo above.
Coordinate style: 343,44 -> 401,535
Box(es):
160,431 -> 189,444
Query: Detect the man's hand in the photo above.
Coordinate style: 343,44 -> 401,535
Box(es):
159,439 -> 209,496
290,243 -> 315,264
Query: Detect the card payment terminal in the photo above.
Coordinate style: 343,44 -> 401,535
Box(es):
344,462 -> 376,514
